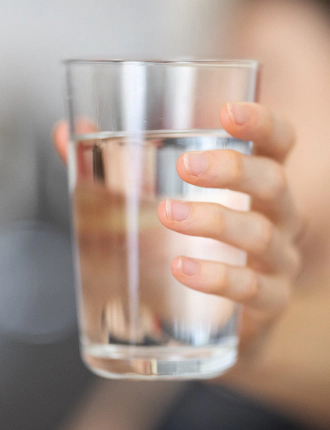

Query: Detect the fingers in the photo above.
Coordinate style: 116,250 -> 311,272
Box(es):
177,149 -> 284,199
176,148 -> 299,230
171,257 -> 257,301
220,102 -> 296,162
171,257 -> 291,316
52,120 -> 68,163
158,200 -> 300,275
164,102 -> 300,323
52,119 -> 97,165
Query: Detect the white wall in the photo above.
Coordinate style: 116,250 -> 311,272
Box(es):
0,0 -> 233,225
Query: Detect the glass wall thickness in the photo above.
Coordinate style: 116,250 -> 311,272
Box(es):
65,59 -> 259,379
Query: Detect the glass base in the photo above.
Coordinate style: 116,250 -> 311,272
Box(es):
81,339 -> 238,380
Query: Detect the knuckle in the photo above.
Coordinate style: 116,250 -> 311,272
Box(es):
225,150 -> 244,186
215,264 -> 230,292
211,205 -> 226,239
256,105 -> 275,142
263,162 -> 287,202
254,216 -> 275,254
242,269 -> 259,300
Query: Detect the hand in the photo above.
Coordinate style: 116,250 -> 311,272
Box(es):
53,103 -> 302,354
156,103 -> 302,351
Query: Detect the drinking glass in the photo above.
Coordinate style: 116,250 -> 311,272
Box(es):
64,59 -> 259,379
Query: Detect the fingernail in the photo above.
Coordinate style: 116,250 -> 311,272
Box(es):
227,103 -> 250,125
183,152 -> 209,176
166,199 -> 191,222
178,257 -> 200,276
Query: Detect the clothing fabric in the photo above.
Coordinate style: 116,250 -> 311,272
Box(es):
157,382 -> 311,430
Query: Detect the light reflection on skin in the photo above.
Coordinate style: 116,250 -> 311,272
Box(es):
73,179 -> 236,347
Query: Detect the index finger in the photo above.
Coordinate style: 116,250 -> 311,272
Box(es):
52,120 -> 98,165
52,120 -> 68,163
220,102 -> 296,162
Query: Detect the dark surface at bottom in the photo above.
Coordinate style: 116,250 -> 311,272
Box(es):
156,381 -> 312,430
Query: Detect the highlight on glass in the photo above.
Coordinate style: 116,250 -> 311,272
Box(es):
64,59 -> 259,379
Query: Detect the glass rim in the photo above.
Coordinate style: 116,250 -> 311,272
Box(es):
63,58 -> 259,69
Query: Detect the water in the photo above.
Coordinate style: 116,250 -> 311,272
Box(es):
69,130 -> 251,379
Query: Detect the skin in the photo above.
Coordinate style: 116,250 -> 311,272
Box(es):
216,1 -> 330,427
57,2 -> 330,428
53,102 -> 302,352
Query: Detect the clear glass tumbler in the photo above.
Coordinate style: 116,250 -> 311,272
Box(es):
64,59 -> 259,379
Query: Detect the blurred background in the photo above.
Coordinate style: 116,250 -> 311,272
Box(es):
0,0 -> 235,428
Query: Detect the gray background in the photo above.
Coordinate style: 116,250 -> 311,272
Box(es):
0,1 -> 233,428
